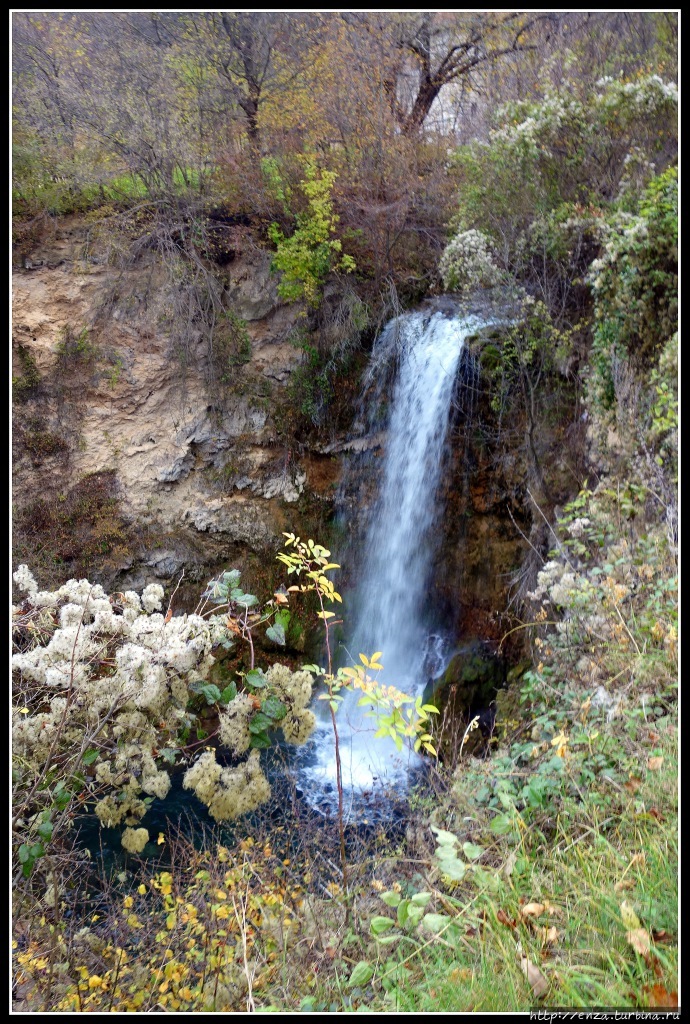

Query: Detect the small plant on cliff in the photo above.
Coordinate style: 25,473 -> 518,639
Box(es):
265,158 -> 356,308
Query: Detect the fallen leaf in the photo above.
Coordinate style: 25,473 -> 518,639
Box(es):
651,929 -> 672,944
542,900 -> 564,918
620,901 -> 641,930
629,852 -> 646,868
624,777 -> 642,793
164,609 -> 173,624
615,879 -> 636,893
647,806 -> 665,822
497,909 -> 517,928
643,984 -> 678,1008
647,756 -> 664,771
627,929 -> 651,956
521,902 -> 545,919
538,925 -> 560,945
520,957 -> 549,999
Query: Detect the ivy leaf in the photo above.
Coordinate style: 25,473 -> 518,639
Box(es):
266,623 -> 286,646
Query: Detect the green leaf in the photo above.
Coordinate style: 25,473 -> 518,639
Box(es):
490,812 -> 514,835
266,623 -> 286,645
406,904 -> 425,927
380,891 -> 401,908
249,732 -> 272,750
370,916 -> 395,936
159,748 -> 178,764
235,593 -> 258,609
430,825 -> 458,847
261,696 -> 287,721
410,892 -> 432,907
245,669 -> 267,689
462,842 -> 484,861
397,900 -> 410,928
220,682 -> 237,705
274,608 -> 291,629
36,820 -> 53,842
472,867 -> 500,892
346,961 -> 373,988
52,784 -> 70,810
82,749 -> 99,765
200,684 -> 222,705
249,712 -> 273,734
421,913 -> 451,933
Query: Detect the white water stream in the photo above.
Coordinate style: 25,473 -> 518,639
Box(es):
298,311 -> 488,814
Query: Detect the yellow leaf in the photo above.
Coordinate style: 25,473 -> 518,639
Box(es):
550,731 -> 568,757
19,708 -> 29,714
359,653 -> 370,667
215,889 -> 227,901
88,975 -> 103,990
157,833 -> 166,845
137,884 -> 147,895
127,914 -> 143,929
627,928 -> 651,955
215,905 -> 230,920
166,912 -> 177,930
123,896 -> 134,909
179,987 -> 193,1001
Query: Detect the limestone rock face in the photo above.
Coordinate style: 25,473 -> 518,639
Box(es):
12,231 -> 331,590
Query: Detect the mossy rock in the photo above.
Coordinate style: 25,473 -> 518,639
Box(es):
424,641 -> 505,718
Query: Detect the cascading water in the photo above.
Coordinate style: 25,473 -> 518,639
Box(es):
297,309 -> 489,815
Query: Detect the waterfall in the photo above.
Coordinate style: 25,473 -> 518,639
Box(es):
298,310 -> 487,814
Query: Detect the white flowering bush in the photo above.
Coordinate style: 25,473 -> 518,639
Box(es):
11,560 -> 316,879
525,482 -> 677,697
448,72 -> 677,307
439,229 -> 504,294
587,166 -> 677,414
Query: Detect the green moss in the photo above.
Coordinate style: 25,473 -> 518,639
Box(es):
13,346 -> 41,401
